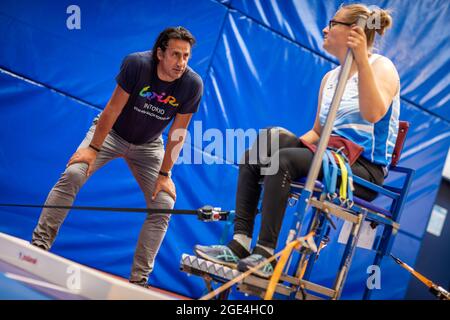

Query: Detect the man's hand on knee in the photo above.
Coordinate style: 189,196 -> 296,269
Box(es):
67,147 -> 97,177
152,175 -> 176,202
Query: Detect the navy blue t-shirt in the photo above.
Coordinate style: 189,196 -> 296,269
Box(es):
112,51 -> 203,144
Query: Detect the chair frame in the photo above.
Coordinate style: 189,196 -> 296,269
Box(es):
281,120 -> 414,300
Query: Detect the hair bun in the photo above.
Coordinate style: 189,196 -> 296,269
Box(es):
341,3 -> 393,48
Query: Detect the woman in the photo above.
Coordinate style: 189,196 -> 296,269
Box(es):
195,4 -> 400,278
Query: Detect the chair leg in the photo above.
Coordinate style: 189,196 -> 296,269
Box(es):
362,223 -> 396,300
291,194 -> 327,280
333,209 -> 368,299
302,213 -> 329,281
289,205 -> 316,277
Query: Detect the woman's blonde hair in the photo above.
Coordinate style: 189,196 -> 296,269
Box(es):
340,3 -> 393,49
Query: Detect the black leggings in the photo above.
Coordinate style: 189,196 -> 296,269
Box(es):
233,127 -> 385,250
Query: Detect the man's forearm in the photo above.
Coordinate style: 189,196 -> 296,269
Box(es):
88,85 -> 129,150
89,108 -> 120,149
160,133 -> 186,173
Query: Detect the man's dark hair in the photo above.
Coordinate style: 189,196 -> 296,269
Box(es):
152,26 -> 196,64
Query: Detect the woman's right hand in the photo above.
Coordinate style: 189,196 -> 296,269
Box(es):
67,147 -> 97,177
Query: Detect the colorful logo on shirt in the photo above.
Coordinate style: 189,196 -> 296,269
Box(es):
139,86 -> 179,107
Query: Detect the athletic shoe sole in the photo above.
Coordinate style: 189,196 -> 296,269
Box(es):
237,263 -> 272,279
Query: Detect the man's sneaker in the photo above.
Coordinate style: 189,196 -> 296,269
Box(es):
194,239 -> 250,268
237,246 -> 276,279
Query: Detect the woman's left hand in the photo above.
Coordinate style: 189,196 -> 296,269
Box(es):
347,26 -> 368,65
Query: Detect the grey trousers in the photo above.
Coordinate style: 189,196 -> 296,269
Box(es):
31,124 -> 174,285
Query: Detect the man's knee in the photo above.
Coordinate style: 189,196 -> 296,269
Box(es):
59,164 -> 88,191
147,191 -> 174,212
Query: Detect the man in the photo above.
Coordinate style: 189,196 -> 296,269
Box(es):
31,26 -> 203,287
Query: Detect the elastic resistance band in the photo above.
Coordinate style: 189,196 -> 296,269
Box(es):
322,151 -> 331,194
326,150 -> 339,197
334,153 -> 348,200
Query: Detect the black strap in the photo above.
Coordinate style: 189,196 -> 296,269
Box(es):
253,245 -> 277,268
88,144 -> 101,153
227,239 -> 251,259
0,203 -> 198,215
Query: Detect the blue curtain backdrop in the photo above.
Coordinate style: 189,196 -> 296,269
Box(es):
0,0 -> 449,299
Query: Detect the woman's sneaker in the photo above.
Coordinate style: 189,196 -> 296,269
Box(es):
194,239 -> 250,268
237,246 -> 276,279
